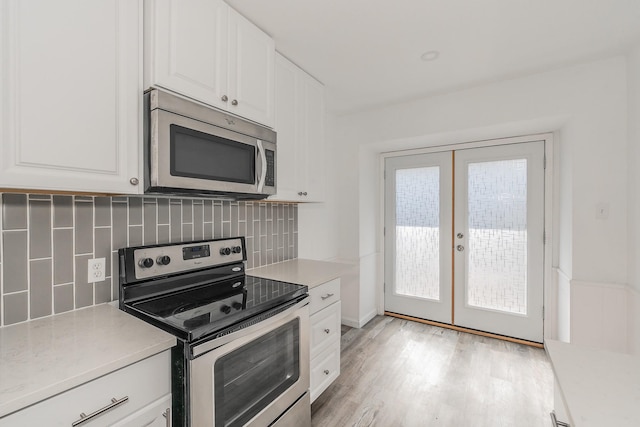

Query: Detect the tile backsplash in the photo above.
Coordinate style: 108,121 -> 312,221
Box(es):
0,194 -> 298,327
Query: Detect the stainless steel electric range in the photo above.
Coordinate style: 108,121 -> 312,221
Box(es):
118,237 -> 311,427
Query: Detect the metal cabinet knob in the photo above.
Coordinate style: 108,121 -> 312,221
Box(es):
297,191 -> 308,196
457,232 -> 464,239
231,99 -> 238,106
129,177 -> 139,186
324,328 -> 330,334
324,369 -> 330,375
456,245 -> 464,252
221,95 -> 228,102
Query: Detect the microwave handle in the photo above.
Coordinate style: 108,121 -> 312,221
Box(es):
256,139 -> 267,193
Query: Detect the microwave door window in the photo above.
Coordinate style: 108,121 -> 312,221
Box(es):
170,124 -> 255,184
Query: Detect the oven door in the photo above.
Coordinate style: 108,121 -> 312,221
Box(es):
148,108 -> 276,196
190,298 -> 310,427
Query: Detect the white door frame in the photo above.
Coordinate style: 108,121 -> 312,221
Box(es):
379,132 -> 555,340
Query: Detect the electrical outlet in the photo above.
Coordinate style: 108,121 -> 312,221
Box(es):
87,258 -> 106,283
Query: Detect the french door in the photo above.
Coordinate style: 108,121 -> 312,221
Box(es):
384,141 -> 545,342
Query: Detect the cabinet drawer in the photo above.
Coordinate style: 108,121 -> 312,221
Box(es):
309,279 -> 340,314
310,340 -> 340,403
310,301 -> 341,357
0,351 -> 171,427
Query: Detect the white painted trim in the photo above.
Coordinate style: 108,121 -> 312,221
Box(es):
341,309 -> 377,329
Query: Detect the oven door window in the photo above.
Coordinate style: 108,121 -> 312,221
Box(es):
214,318 -> 300,427
170,124 -> 255,184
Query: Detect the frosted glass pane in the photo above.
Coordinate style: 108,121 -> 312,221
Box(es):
395,167 -> 440,300
467,159 -> 527,314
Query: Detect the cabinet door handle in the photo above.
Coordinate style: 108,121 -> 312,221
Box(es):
71,396 -> 129,426
163,407 -> 171,427
321,293 -> 334,300
324,328 -> 330,334
549,411 -> 570,427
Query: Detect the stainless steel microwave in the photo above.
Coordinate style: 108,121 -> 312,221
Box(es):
143,88 -> 276,199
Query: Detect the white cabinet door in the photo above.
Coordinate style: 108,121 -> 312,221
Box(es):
146,0 -> 228,112
146,0 -> 274,127
271,53 -> 326,202
227,9 -> 275,127
0,0 -> 142,194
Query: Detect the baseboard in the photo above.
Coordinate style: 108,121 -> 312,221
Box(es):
341,309 -> 378,329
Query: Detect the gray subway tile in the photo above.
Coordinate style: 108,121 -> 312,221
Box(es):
74,200 -> 93,254
128,197 -> 143,225
158,225 -> 170,244
238,221 -> 246,238
53,195 -> 73,227
170,203 -> 181,243
223,202 -> 231,221
143,202 -> 157,245
112,196 -> 128,203
94,197 -> 111,227
54,284 -> 74,314
158,198 -> 170,224
95,277 -> 111,304
53,229 -> 73,284
247,207 -> 254,238
95,228 -> 111,274
182,224 -> 193,241
28,194 -> 51,200
204,223 -> 213,240
29,200 -> 52,259
4,292 -> 28,325
182,200 -> 193,223
111,251 -> 119,301
193,203 -> 204,240
112,202 -> 128,251
75,196 -> 92,202
204,200 -> 212,222
2,193 -> 27,230
75,254 -> 92,308
267,221 -> 273,250
30,259 -> 52,319
238,202 -> 246,221
222,222 -> 230,238
129,225 -> 143,246
3,231 -> 28,293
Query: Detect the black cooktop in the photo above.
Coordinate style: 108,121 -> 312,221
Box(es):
126,274 -> 307,342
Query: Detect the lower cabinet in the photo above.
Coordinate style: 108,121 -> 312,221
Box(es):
0,351 -> 171,427
309,279 -> 341,402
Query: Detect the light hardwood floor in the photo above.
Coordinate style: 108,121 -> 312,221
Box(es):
311,316 -> 553,427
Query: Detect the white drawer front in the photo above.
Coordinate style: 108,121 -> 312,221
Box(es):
310,341 -> 340,403
310,301 -> 341,357
309,279 -> 340,314
0,351 -> 171,427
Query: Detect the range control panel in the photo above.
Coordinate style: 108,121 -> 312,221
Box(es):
132,238 -> 245,280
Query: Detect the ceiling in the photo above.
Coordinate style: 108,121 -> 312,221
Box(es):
227,0 -> 640,115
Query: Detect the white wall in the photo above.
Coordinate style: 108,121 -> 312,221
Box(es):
627,45 -> 640,354
330,56 -> 631,339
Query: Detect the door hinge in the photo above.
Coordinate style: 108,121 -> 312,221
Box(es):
384,227 -> 386,236
543,230 -> 546,245
543,155 -> 547,170
384,170 -> 386,179
542,306 -> 545,319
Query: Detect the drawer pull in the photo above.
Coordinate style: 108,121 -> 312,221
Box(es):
324,369 -> 330,375
163,408 -> 171,427
72,396 -> 129,426
324,328 -> 330,334
550,411 -> 570,427
321,293 -> 335,300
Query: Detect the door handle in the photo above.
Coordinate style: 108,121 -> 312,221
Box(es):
256,139 -> 267,193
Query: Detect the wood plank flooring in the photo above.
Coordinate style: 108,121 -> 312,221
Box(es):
311,316 -> 553,427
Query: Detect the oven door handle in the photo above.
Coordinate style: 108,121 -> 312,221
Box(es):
256,139 -> 267,193
192,296 -> 309,358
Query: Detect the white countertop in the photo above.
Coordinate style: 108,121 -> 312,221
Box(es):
247,258 -> 352,288
0,303 -> 176,418
545,340 -> 640,427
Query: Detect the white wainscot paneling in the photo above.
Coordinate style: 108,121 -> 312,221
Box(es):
571,280 -> 629,353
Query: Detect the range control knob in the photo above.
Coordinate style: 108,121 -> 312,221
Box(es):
138,258 -> 154,268
220,305 -> 231,314
232,302 -> 243,310
219,247 -> 232,256
156,255 -> 171,266
232,246 -> 242,254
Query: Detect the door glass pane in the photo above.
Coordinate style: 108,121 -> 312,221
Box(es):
214,319 -> 300,427
467,159 -> 527,314
395,167 -> 440,300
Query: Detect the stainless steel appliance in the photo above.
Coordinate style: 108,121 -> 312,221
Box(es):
144,88 -> 277,199
118,237 -> 310,427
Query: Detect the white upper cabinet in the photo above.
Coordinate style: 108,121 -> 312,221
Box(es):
271,53 -> 326,202
0,0 -> 142,194
145,0 -> 275,127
